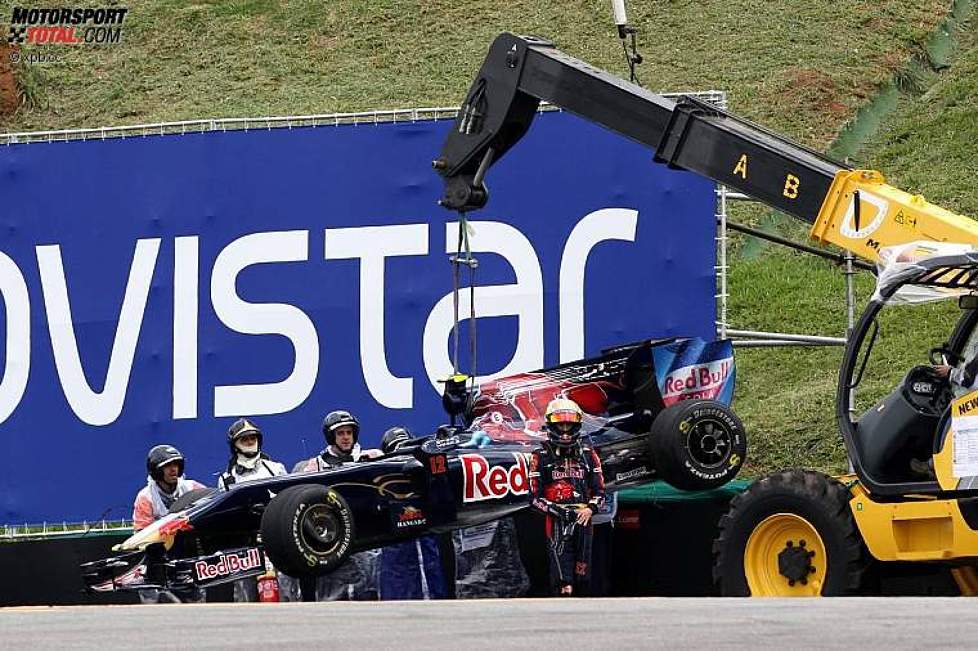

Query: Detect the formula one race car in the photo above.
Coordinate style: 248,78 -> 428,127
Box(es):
82,337 -> 746,594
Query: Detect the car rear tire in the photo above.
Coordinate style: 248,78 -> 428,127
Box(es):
260,484 -> 355,577
650,400 -> 746,490
713,469 -> 867,596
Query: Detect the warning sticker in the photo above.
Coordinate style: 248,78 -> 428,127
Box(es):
951,389 -> 978,478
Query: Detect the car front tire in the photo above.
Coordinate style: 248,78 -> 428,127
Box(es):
260,484 -> 355,577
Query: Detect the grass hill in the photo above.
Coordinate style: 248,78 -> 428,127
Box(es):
732,8 -> 978,475
1,1 -> 956,137
3,1 -> 978,477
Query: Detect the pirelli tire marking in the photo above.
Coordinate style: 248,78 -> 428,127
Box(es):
290,502 -> 313,566
683,459 -> 733,481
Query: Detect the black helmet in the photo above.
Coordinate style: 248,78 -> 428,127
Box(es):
146,444 -> 184,481
381,426 -> 411,454
228,418 -> 263,457
544,398 -> 584,449
323,410 -> 360,446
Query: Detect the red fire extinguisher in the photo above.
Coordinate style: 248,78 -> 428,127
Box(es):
257,560 -> 280,602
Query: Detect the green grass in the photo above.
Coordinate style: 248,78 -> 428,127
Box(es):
865,22 -> 978,215
3,2 -> 978,480
729,249 -> 962,476
730,12 -> 978,476
0,0 -> 951,136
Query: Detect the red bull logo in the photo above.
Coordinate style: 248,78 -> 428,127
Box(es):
461,453 -> 531,502
194,548 -> 262,581
662,359 -> 732,404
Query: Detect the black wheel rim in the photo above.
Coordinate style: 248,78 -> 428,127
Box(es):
685,417 -> 731,468
300,504 -> 343,555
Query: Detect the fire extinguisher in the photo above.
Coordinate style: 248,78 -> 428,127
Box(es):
257,560 -> 280,603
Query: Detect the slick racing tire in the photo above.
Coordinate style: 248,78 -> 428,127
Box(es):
168,487 -> 218,513
650,400 -> 746,491
713,470 -> 867,596
260,484 -> 355,577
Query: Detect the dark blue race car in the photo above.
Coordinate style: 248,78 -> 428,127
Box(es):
82,338 -> 746,594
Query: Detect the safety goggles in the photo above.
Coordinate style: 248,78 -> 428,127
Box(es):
547,410 -> 582,424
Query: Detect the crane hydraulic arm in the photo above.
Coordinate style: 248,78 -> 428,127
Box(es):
434,33 -> 978,263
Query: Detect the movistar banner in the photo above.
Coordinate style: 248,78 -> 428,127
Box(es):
0,110 -> 715,521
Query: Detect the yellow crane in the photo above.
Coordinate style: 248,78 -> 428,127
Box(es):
436,33 -> 978,595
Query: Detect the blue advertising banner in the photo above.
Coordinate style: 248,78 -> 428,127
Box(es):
0,111 -> 715,522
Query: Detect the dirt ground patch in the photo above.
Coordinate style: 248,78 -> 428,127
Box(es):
0,41 -> 20,121
786,67 -> 849,120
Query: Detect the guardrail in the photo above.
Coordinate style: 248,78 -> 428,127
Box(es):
0,93 -> 726,145
727,328 -> 848,348
1,520 -> 131,540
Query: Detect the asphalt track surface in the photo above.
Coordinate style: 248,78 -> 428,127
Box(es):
3,598 -> 977,649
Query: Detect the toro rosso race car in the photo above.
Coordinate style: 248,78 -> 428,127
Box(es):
82,337 -> 745,594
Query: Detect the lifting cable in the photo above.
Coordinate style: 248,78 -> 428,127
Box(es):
450,212 -> 478,386
447,147 -> 495,403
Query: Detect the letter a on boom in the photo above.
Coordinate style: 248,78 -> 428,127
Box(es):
733,154 -> 748,180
